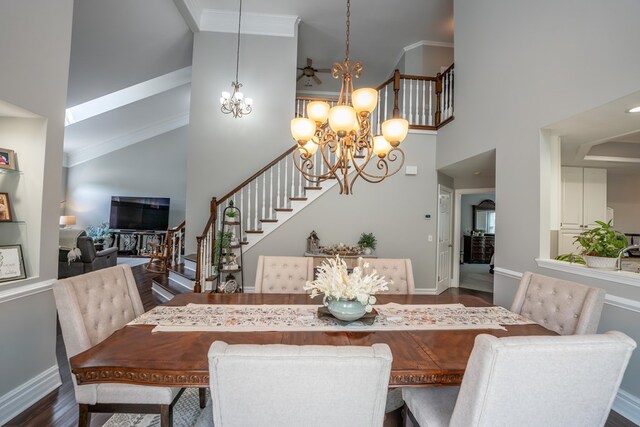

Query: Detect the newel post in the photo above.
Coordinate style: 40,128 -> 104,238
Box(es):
392,69 -> 401,118
194,235 -> 202,293
210,197 -> 218,272
435,72 -> 443,126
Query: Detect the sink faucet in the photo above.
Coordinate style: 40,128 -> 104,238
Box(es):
617,245 -> 640,270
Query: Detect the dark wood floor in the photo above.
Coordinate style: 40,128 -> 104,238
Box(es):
5,266 -> 637,427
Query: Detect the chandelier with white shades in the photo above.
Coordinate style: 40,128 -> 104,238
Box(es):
220,0 -> 253,118
289,0 -> 408,195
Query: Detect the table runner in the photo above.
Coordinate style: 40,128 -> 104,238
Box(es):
129,303 -> 535,332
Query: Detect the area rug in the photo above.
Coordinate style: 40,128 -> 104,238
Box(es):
103,388 -> 209,427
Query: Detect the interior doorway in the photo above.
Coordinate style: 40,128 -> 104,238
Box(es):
452,188 -> 495,294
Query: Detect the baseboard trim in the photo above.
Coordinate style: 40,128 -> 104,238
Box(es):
612,388 -> 640,426
414,288 -> 439,295
0,365 -> 61,426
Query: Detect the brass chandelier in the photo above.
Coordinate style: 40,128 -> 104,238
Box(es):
289,0 -> 408,195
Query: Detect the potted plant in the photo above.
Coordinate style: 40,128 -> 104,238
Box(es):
574,220 -> 627,270
358,232 -> 377,255
225,209 -> 238,222
86,222 -> 111,245
214,230 -> 233,271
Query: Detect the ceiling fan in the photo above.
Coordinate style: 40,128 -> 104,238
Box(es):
297,58 -> 331,86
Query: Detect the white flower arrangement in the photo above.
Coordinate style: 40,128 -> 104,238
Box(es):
304,255 -> 390,312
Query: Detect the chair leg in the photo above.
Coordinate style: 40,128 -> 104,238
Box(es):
160,404 -> 171,427
78,404 -> 90,427
199,388 -> 207,409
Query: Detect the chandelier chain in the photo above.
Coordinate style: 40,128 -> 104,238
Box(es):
345,0 -> 350,62
235,0 -> 243,83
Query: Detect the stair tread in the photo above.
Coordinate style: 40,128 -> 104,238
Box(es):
246,230 -> 264,234
152,275 -> 192,296
260,219 -> 278,223
184,253 -> 197,262
304,186 -> 322,190
274,208 -> 293,212
168,263 -> 196,280
289,197 -> 308,201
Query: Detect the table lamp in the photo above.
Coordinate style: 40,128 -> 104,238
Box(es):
59,215 -> 76,229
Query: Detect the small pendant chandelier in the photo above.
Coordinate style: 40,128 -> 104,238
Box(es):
220,0 -> 253,118
289,0 -> 408,195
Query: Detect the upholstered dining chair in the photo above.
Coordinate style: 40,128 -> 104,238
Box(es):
198,341 -> 392,427
403,332 -> 635,427
53,264 -> 183,427
357,258 -> 415,294
511,271 -> 606,335
254,255 -> 315,293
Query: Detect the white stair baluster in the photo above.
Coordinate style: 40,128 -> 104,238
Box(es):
384,86 -> 388,124
270,166 -> 274,218
402,79 -> 406,120
254,179 -> 258,230
376,89 -> 381,135
277,160 -> 281,207
289,156 -> 294,198
414,80 -> 420,124
421,81 -> 426,125
240,187 -> 244,232
429,81 -> 433,126
408,80 -> 413,125
247,183 -> 251,230
262,172 -> 266,221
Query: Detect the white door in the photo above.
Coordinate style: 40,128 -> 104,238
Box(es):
437,185 -> 453,292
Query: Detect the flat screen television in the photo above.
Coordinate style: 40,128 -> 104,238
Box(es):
109,196 -> 170,231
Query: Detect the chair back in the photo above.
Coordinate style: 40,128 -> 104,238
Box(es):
511,271 -> 605,334
53,264 -> 144,357
254,256 -> 314,293
208,341 -> 392,427
357,258 -> 415,294
450,332 -> 636,427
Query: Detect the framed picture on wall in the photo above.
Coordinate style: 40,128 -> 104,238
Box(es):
0,192 -> 12,222
0,148 -> 16,170
0,245 -> 27,283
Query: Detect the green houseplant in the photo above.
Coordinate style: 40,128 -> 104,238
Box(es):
225,209 -> 238,220
358,232 -> 377,255
214,230 -> 233,270
574,220 -> 627,270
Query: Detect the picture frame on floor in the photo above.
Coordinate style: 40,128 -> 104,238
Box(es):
0,192 -> 12,222
0,244 -> 27,283
0,148 -> 16,171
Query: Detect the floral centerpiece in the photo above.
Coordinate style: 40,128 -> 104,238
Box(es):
304,255 -> 390,321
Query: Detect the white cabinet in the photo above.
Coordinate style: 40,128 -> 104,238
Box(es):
560,167 -> 607,229
559,167 -> 607,255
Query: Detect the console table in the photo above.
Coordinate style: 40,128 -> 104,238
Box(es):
109,230 -> 165,255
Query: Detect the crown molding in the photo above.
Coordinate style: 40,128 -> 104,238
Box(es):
64,113 -> 189,167
199,9 -> 300,37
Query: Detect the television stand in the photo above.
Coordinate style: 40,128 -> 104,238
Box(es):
109,230 -> 166,256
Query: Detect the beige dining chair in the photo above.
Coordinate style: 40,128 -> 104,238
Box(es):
357,257 -> 415,294
52,264 -> 183,427
254,255 -> 315,293
198,341 -> 392,427
403,331 -> 636,427
511,271 -> 605,335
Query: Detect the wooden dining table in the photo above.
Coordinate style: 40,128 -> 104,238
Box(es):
70,293 -> 555,388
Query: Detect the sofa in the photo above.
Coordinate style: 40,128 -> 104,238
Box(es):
58,230 -> 118,278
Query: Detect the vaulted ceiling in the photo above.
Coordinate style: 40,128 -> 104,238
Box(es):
63,0 -> 454,166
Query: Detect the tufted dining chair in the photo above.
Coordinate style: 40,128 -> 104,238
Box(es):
53,264 -> 183,427
198,341 -> 392,427
510,271 -> 605,335
254,255 -> 315,293
403,332 -> 636,427
357,258 -> 415,294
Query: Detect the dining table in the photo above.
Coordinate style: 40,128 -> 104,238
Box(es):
70,292 -> 556,388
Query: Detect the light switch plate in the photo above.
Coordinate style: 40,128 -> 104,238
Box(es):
405,166 -> 418,175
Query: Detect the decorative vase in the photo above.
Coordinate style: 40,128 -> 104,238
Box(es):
323,296 -> 367,321
583,255 -> 618,270
362,247 -> 372,255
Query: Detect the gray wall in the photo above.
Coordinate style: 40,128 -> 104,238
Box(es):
395,45 -> 454,76
185,30 -> 297,252
243,134 -> 440,292
65,126 -> 188,229
608,171 -> 640,234
438,0 -> 640,403
0,0 -> 73,412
